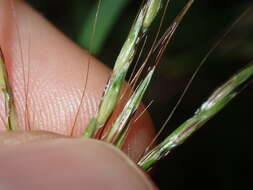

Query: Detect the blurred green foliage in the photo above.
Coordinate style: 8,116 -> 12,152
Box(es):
27,0 -> 253,189
77,0 -> 129,54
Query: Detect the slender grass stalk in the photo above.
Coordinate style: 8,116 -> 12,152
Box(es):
103,67 -> 155,144
138,62 -> 253,170
0,48 -> 18,131
84,0 -> 164,138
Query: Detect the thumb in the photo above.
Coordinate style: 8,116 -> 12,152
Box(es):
0,135 -> 157,190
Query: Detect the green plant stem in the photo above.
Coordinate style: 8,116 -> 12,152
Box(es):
138,63 -> 253,170
83,0 -> 163,138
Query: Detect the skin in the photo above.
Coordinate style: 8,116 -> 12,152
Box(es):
0,0 -> 157,189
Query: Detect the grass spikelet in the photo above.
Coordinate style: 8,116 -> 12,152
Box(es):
138,62 -> 253,170
102,67 -> 155,144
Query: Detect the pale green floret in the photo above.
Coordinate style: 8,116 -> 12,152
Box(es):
113,8 -> 145,73
138,63 -> 253,170
143,0 -> 162,30
0,50 -> 17,131
96,70 -> 125,126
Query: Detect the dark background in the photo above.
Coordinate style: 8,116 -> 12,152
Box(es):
26,0 -> 253,189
